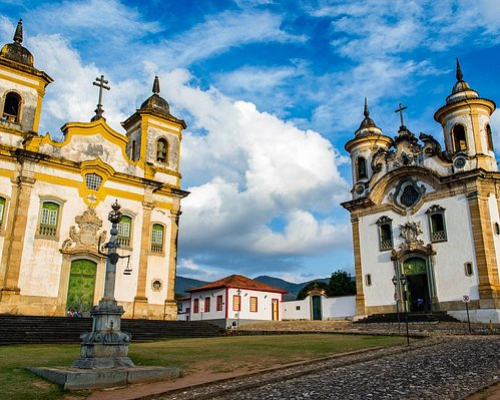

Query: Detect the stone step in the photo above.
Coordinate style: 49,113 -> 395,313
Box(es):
0,315 -> 223,344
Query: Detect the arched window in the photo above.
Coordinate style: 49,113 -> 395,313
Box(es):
156,138 -> 168,163
356,157 -> 367,180
452,124 -> 467,152
39,201 -> 60,238
376,216 -> 393,251
486,124 -> 494,152
151,223 -> 164,253
0,196 -> 6,228
426,205 -> 447,243
2,92 -> 22,122
117,215 -> 132,247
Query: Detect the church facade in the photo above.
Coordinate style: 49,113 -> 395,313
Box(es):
0,20 -> 187,320
342,61 -> 500,323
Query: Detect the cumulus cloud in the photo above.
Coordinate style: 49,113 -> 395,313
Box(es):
158,69 -> 351,272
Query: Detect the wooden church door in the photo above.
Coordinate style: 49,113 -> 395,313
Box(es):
66,259 -> 97,314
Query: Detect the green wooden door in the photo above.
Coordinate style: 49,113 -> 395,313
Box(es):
66,259 -> 97,313
312,295 -> 322,320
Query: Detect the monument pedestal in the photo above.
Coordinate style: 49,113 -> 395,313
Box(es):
70,298 -> 134,369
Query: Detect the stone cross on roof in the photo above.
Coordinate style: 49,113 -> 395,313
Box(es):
91,75 -> 110,122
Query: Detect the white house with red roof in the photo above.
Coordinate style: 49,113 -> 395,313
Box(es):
183,275 -> 288,328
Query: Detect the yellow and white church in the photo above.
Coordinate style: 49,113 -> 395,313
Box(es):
342,60 -> 500,323
0,20 -> 188,320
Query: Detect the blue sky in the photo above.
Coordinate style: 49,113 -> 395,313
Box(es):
1,0 -> 500,283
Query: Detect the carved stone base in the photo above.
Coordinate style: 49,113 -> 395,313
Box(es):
70,357 -> 134,369
72,298 -> 133,369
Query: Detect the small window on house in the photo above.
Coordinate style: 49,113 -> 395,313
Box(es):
117,215 -> 132,247
452,124 -> 467,152
365,274 -> 372,286
296,306 -> 301,311
39,202 -> 60,237
486,124 -> 494,152
156,138 -> 168,163
85,173 -> 103,191
356,157 -> 367,180
250,297 -> 258,312
376,216 -> 393,251
193,299 -> 199,313
216,295 -> 223,311
465,262 -> 473,276
426,205 -> 447,243
151,224 -> 164,253
233,295 -> 241,311
495,222 -> 500,236
2,92 -> 22,122
0,196 -> 6,228
204,297 -> 211,313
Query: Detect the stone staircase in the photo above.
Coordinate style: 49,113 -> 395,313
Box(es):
354,311 -> 460,324
0,315 -> 224,344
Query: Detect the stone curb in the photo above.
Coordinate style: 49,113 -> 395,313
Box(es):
458,376 -> 500,400
140,337 -> 446,400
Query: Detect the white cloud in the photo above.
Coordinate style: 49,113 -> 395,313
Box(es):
158,69 -> 350,259
28,33 -> 146,137
146,11 -> 307,68
177,258 -> 223,281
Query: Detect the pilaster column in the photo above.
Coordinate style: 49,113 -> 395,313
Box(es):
134,200 -> 154,301
164,204 -> 181,320
0,175 -> 35,295
467,191 -> 500,309
351,216 -> 366,316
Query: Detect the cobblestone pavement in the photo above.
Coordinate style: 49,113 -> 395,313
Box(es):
157,337 -> 500,400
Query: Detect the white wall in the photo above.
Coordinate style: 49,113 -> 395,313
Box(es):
282,295 -> 356,320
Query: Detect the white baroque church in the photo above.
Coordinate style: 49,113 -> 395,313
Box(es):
0,20 -> 187,320
342,60 -> 500,323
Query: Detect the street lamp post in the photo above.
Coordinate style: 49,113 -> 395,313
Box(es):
392,276 -> 401,335
71,200 -> 134,369
400,274 -> 410,346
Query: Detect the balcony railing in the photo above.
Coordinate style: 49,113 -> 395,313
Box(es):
431,230 -> 447,242
151,243 -> 163,253
38,225 -> 57,238
117,236 -> 130,247
379,239 -> 393,251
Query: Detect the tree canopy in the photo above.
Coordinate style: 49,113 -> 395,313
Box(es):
296,271 -> 356,300
329,270 -> 356,296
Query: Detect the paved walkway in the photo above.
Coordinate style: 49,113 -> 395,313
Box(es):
88,321 -> 500,400
155,336 -> 499,400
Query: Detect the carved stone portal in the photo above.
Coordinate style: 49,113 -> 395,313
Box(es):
61,207 -> 107,254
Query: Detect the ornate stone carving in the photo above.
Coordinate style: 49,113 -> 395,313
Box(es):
61,207 -> 106,254
399,221 -> 424,251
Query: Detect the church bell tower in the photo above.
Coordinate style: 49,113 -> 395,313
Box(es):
0,19 -> 52,135
434,59 -> 497,172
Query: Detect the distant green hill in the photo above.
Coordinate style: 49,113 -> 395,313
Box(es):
175,275 -> 330,301
254,275 -> 330,301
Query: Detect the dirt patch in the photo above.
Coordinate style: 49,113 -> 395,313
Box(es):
467,381 -> 500,400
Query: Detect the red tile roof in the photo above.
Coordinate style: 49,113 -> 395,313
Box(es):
186,274 -> 288,294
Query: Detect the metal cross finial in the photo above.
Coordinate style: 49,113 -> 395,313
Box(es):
91,75 -> 110,122
395,103 -> 407,127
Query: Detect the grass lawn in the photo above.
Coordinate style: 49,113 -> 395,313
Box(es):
0,334 -> 405,400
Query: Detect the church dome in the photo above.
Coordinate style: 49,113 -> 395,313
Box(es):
0,19 -> 34,67
354,99 -> 383,136
446,59 -> 479,105
140,76 -> 170,115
